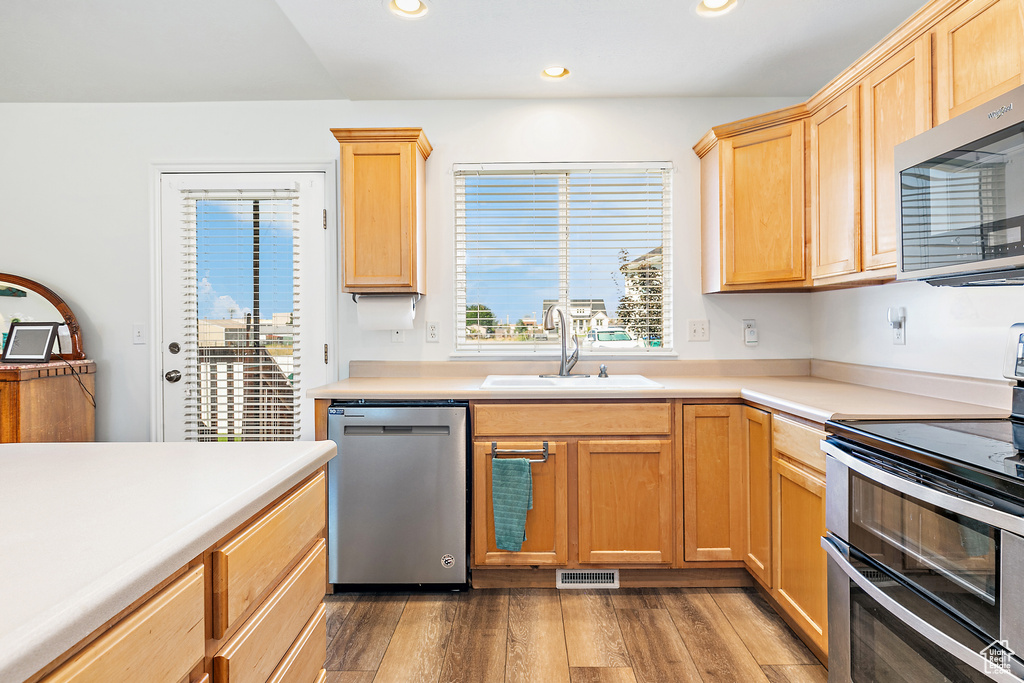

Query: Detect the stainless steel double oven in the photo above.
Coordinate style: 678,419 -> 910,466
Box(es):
823,420 -> 1024,682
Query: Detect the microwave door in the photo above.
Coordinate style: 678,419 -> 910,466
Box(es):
895,83 -> 1024,283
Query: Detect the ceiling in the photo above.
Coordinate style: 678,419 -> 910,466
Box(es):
0,0 -> 931,103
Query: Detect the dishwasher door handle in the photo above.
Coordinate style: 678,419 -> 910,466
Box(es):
342,425 -> 451,435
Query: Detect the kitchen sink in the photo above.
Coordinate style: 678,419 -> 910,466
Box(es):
480,374 -> 663,390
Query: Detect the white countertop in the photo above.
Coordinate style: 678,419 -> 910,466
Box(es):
0,440 -> 336,683
308,375 -> 1007,422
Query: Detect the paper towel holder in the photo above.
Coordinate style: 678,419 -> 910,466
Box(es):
351,293 -> 421,309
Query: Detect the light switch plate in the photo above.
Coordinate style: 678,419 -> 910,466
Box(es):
688,319 -> 710,342
132,324 -> 147,345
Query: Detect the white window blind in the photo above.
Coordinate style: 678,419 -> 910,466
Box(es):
454,163 -> 672,353
180,188 -> 302,441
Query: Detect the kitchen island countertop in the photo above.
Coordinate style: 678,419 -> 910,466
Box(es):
0,440 -> 336,683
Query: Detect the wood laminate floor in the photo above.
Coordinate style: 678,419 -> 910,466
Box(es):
323,587 -> 827,683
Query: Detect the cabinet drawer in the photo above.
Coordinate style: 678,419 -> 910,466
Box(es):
473,402 -> 671,436
43,565 -> 204,683
215,539 -> 327,683
267,602 -> 327,683
772,415 -> 826,474
213,472 -> 326,637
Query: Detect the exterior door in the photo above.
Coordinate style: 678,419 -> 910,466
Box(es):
159,172 -> 329,441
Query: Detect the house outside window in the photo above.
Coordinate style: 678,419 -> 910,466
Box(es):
454,163 -> 672,354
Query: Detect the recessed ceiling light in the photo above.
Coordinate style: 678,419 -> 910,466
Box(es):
542,66 -> 570,79
389,0 -> 428,18
696,0 -> 738,16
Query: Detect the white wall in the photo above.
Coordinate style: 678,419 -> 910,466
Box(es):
811,280 -> 1024,381
0,96 -> 807,441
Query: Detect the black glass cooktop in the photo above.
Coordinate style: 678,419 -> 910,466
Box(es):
827,418 -> 1024,503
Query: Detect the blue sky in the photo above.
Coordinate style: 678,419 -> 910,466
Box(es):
195,198 -> 294,322
463,173 -> 662,324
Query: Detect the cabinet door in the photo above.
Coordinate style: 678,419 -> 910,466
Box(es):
342,140 -> 416,290
934,0 -> 1024,124
682,405 -> 745,562
337,129 -> 430,294
721,121 -> 807,286
743,407 -> 772,586
861,36 -> 931,271
772,457 -> 828,659
810,88 -> 861,280
472,441 -> 568,565
578,439 -> 673,564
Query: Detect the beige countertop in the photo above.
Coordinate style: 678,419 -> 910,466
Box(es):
0,440 -> 336,683
308,374 -> 1007,423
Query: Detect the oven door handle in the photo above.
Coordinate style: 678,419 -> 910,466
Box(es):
822,440 -> 1024,536
822,535 -> 1007,681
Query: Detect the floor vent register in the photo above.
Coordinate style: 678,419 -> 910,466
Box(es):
556,569 -> 620,589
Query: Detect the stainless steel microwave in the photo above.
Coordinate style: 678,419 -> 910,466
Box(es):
895,84 -> 1024,286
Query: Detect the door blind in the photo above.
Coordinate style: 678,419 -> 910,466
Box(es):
179,188 -> 302,441
454,164 -> 672,352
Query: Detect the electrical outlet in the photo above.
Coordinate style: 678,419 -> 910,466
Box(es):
743,319 -> 758,346
426,321 -> 440,343
893,326 -> 906,345
392,330 -> 405,343
688,319 -> 710,342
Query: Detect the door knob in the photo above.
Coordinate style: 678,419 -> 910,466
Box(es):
165,370 -> 182,383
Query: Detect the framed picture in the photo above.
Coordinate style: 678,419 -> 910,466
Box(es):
1,322 -> 61,363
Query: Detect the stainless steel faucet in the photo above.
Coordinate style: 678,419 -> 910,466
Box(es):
542,305 -> 581,377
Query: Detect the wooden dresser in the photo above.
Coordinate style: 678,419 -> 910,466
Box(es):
0,360 -> 96,443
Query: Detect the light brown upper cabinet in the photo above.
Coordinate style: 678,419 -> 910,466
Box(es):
695,0 -> 1024,292
332,128 -> 431,294
810,88 -> 861,281
860,36 -> 932,272
697,113 -> 808,292
934,0 -> 1024,124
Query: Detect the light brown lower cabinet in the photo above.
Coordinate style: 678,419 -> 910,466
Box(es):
472,440 -> 569,566
743,406 -> 772,586
577,439 -> 674,564
31,471 -> 329,683
41,566 -> 205,683
214,541 -> 327,683
771,417 -> 829,661
682,404 -> 745,561
470,401 -> 674,568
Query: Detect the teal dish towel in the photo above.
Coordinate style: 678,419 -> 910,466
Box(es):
492,457 -> 533,552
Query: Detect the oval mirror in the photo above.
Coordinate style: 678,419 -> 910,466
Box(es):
0,273 -> 85,360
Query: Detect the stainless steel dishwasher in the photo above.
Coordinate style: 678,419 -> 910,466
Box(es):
326,401 -> 468,587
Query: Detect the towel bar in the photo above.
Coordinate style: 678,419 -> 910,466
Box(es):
491,441 -> 548,463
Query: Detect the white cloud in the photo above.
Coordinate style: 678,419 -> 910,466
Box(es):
198,277 -> 251,320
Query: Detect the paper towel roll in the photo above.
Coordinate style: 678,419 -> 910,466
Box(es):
356,295 -> 417,330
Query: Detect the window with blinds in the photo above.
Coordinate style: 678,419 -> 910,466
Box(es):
180,189 -> 301,441
454,163 -> 672,353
